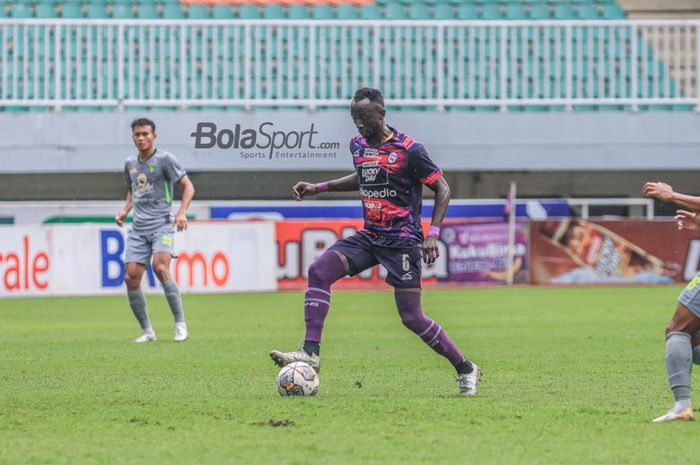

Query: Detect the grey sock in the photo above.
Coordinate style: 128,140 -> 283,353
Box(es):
127,288 -> 151,330
162,279 -> 185,324
692,345 -> 700,365
666,332 -> 692,403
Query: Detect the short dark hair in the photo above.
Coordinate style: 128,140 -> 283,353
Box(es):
353,87 -> 384,107
130,118 -> 156,133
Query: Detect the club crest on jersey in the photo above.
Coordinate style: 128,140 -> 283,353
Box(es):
353,149 -> 361,158
148,163 -> 156,173
388,153 -> 397,164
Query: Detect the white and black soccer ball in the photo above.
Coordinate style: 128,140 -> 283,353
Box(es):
276,362 -> 319,396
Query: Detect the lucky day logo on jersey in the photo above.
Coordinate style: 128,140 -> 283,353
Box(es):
190,121 -> 342,161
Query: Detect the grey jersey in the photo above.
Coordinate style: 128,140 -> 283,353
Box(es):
124,148 -> 186,233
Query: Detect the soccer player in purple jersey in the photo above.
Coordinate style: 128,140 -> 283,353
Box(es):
270,88 -> 482,395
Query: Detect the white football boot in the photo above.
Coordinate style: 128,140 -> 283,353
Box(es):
652,407 -> 695,423
133,329 -> 156,343
174,323 -> 189,342
269,348 -> 320,373
456,363 -> 482,396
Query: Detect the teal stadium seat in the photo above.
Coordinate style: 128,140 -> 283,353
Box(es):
137,3 -> 159,20
385,3 -> 407,20
456,4 -> 479,19
188,5 -> 210,19
602,4 -> 626,19
409,3 -> 429,20
433,3 -> 452,20
481,4 -> 503,20
288,5 -> 310,19
554,4 -> 576,19
11,3 -> 32,18
163,3 -> 185,19
35,3 -> 57,18
86,3 -> 108,19
263,5 -> 284,19
311,4 -> 333,19
529,4 -> 551,19
360,5 -> 381,19
506,4 -> 527,19
336,4 -> 358,20
577,5 -> 600,19
212,5 -> 234,19
61,2 -> 83,18
238,5 -> 260,19
111,3 -> 132,19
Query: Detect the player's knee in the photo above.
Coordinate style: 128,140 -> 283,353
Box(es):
308,260 -> 329,286
399,311 -> 423,332
124,273 -> 140,289
153,263 -> 170,281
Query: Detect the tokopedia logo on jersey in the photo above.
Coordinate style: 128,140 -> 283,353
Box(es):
190,122 -> 341,161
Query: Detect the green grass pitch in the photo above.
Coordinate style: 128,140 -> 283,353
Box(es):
2,286 -> 699,465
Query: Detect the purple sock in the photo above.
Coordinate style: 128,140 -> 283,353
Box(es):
394,290 -> 466,367
304,250 -> 347,344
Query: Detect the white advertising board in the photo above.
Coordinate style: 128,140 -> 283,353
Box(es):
0,223 -> 277,297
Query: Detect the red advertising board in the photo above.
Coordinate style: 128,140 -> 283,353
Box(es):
530,219 -> 698,285
276,220 -> 447,290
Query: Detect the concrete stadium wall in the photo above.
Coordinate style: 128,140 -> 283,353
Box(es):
1,110 -> 699,202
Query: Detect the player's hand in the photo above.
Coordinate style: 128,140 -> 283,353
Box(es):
292,182 -> 317,201
423,236 -> 439,266
174,211 -> 188,232
115,210 -> 127,227
674,210 -> 700,231
643,181 -> 674,202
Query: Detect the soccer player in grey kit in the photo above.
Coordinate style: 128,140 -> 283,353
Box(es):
116,118 -> 195,343
644,180 -> 700,421
270,88 -> 482,395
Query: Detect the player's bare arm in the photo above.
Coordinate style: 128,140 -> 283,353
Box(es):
115,190 -> 133,227
174,175 -> 195,232
292,173 -> 359,201
424,177 -> 451,266
643,181 -> 700,211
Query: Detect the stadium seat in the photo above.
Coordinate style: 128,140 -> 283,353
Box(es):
456,4 -> 478,20
85,3 -> 108,19
311,4 -> 333,19
263,5 -> 284,19
433,3 -> 452,20
505,4 -> 527,20
11,3 -> 32,18
35,3 -> 57,18
554,4 -> 576,19
529,4 -> 550,19
137,3 -> 159,20
360,5 -> 382,19
211,5 -> 234,19
602,4 -> 626,19
481,4 -> 503,20
163,4 -> 185,19
239,5 -> 260,19
61,2 -> 84,19
336,4 -> 358,20
409,3 -> 429,20
577,5 -> 600,19
385,3 -> 407,20
188,5 -> 210,20
111,3 -> 132,19
287,5 -> 310,20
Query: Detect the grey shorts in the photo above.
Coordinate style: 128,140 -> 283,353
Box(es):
678,274 -> 700,318
125,225 -> 176,265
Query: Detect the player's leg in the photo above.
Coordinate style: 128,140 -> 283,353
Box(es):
382,245 -> 481,395
653,302 -> 700,422
125,231 -> 156,342
270,234 -> 377,372
151,226 -> 187,342
691,330 -> 700,364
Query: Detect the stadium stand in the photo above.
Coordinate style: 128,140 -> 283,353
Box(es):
0,1 -> 695,112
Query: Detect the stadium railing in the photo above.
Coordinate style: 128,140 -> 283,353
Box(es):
0,19 -> 697,111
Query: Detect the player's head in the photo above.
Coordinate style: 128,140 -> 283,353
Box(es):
130,118 -> 157,153
351,87 -> 386,142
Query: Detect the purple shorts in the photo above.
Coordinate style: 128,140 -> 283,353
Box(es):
329,231 -> 423,288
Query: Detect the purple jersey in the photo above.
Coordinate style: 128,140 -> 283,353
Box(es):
351,126 -> 443,245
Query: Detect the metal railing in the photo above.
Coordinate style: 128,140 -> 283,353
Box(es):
0,19 -> 698,110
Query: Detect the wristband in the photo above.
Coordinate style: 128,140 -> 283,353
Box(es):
316,182 -> 329,193
428,225 -> 440,237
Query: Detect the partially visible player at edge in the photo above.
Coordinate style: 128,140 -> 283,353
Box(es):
115,118 -> 195,343
270,88 -> 481,395
644,180 -> 700,421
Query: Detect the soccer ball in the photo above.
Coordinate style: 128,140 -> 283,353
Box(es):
276,362 -> 319,396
